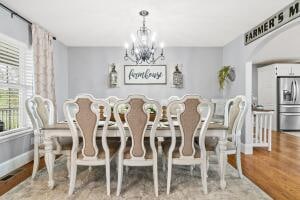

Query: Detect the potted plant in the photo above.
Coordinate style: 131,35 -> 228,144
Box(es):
218,66 -> 235,90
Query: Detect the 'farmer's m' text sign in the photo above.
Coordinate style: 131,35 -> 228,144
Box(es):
124,65 -> 167,85
245,1 -> 300,45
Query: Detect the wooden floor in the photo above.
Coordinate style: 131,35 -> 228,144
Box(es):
229,132 -> 300,200
0,158 -> 45,196
0,132 -> 299,199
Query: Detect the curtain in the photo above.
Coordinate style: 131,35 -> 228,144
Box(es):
31,24 -> 57,120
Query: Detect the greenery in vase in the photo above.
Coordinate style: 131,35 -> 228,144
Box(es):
218,66 -> 231,90
147,104 -> 156,114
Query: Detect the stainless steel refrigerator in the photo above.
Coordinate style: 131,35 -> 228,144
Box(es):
278,77 -> 300,131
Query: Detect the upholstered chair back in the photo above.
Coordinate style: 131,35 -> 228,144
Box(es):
25,95 -> 54,130
224,96 -> 248,145
167,95 -> 213,158
114,95 -> 161,160
64,94 -> 111,160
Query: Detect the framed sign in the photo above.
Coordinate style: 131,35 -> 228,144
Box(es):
124,65 -> 167,85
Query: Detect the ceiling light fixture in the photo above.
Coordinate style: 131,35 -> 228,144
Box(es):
124,10 -> 165,64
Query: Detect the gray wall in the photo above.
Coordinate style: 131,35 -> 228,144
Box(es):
0,8 -> 31,46
53,42 -> 69,121
252,65 -> 258,101
68,47 -> 223,100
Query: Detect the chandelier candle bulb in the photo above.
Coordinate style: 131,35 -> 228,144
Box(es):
124,43 -> 129,49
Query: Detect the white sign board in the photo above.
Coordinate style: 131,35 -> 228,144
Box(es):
124,65 -> 167,85
245,1 -> 300,45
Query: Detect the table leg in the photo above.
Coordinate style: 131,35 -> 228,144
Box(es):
218,139 -> 227,190
44,134 -> 55,189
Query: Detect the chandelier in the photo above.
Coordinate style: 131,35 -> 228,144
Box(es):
124,10 -> 165,64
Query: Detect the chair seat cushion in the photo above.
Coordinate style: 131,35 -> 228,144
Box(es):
205,137 -> 219,151
161,140 -> 201,158
205,137 -> 236,152
77,140 -> 120,159
123,139 -> 157,159
38,142 -> 72,151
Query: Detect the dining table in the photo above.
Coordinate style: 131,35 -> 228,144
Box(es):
41,121 -> 229,191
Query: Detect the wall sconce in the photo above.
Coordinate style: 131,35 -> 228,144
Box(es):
173,64 -> 183,88
109,63 -> 118,87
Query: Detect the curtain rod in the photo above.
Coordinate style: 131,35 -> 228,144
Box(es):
0,3 -> 56,40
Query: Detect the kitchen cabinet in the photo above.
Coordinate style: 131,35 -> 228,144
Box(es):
275,64 -> 300,76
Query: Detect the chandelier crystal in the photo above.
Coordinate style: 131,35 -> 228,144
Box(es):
124,10 -> 165,64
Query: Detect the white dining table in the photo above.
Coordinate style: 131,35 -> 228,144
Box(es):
41,122 -> 228,191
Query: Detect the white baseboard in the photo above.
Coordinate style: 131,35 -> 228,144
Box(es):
0,150 -> 34,178
241,143 -> 253,155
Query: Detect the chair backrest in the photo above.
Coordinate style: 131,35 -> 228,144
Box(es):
105,96 -> 120,106
114,95 -> 161,160
224,95 -> 248,145
64,94 -> 111,160
168,96 -> 181,116
25,95 -> 54,130
167,95 -> 213,158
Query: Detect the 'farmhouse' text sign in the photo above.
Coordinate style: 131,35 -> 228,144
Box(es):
124,65 -> 167,85
244,1 -> 300,45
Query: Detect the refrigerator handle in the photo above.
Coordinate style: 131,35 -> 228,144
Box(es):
295,80 -> 299,103
291,80 -> 295,102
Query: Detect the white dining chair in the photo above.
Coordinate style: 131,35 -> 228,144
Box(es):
105,96 -> 120,106
162,95 -> 213,194
206,95 -> 248,178
167,96 -> 181,116
64,94 -> 120,195
114,95 -> 161,197
25,95 -> 72,179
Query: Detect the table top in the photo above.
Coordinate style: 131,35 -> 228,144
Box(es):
252,108 -> 274,112
42,121 -> 228,131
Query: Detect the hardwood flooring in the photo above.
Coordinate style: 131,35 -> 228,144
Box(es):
0,132 -> 299,199
0,158 -> 45,196
229,132 -> 300,200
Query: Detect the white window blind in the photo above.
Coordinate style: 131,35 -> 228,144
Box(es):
0,36 -> 33,134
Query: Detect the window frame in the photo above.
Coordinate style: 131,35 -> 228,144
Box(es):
0,33 -> 34,136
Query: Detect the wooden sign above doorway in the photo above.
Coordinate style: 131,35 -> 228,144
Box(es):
244,1 -> 300,45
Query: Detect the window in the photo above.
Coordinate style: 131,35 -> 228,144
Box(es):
0,34 -> 33,134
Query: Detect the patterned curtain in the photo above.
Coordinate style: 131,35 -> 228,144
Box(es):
31,24 -> 57,120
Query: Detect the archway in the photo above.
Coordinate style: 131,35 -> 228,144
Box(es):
244,20 -> 300,154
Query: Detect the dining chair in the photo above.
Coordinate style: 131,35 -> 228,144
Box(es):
162,95 -> 213,195
64,94 -> 120,195
25,95 -> 72,180
167,96 -> 181,116
105,96 -> 120,105
206,95 -> 247,178
114,95 -> 161,197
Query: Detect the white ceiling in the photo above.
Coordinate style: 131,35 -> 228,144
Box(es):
0,0 -> 294,47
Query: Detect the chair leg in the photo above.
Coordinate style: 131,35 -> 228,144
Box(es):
88,166 -> 92,172
106,162 -> 111,196
68,163 -> 77,196
206,156 -> 210,173
190,165 -> 194,176
201,161 -> 208,194
162,156 -> 166,172
116,158 -> 123,196
31,146 -> 39,180
66,155 -> 71,178
166,159 -> 172,195
236,152 -> 243,178
153,160 -> 158,197
125,166 -> 129,174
